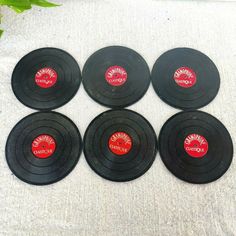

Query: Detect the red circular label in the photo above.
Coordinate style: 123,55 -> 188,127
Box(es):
108,132 -> 132,155
35,67 -> 58,88
173,67 -> 197,88
105,65 -> 128,86
31,134 -> 56,159
184,134 -> 208,158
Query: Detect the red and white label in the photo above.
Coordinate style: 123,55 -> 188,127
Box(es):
108,132 -> 132,155
35,67 -> 58,88
105,65 -> 128,86
184,134 -> 208,158
173,67 -> 197,88
31,134 -> 56,159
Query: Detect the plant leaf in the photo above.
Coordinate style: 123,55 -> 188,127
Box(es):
9,5 -> 32,13
30,0 -> 60,7
0,0 -> 60,38
0,0 -> 59,12
0,12 -> 3,37
0,0 -> 32,12
0,29 -> 3,37
0,0 -> 31,8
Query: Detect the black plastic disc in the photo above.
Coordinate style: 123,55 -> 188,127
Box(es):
12,48 -> 81,110
159,110 -> 233,184
82,46 -> 150,108
6,112 -> 82,185
151,48 -> 220,110
84,109 -> 157,182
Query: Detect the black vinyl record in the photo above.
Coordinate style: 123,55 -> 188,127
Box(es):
82,46 -> 150,108
12,48 -> 81,110
151,48 -> 220,110
84,109 -> 157,182
6,112 -> 82,185
159,111 -> 233,184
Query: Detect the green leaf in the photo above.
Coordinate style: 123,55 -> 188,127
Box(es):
0,0 -> 31,8
0,0 -> 32,12
0,0 -> 60,38
0,29 -> 3,37
9,5 -> 32,13
30,0 -> 60,7
0,0 -> 60,11
0,13 -> 3,37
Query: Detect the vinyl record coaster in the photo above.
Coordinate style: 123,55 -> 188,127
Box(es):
6,112 -> 82,185
84,109 -> 157,181
151,48 -> 220,110
12,48 -> 81,110
159,111 -> 233,184
82,46 -> 150,108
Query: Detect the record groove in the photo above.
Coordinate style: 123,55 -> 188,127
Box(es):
12,48 -> 81,110
6,112 -> 82,185
159,110 -> 233,184
84,109 -> 157,181
82,46 -> 150,108
151,48 -> 220,110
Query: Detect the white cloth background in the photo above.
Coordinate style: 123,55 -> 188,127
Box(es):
0,0 -> 236,235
